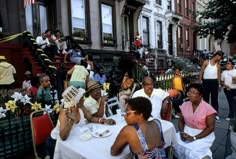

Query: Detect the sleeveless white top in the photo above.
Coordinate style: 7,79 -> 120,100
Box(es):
51,108 -> 87,139
203,60 -> 217,79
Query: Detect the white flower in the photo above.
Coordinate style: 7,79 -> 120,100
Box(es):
44,104 -> 52,113
11,92 -> 23,102
20,95 -> 32,105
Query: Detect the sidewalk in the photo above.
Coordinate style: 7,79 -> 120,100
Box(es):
171,90 -> 231,159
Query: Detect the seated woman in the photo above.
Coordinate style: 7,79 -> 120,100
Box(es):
119,72 -> 134,110
46,92 -> 115,159
174,83 -> 216,159
111,97 -> 167,159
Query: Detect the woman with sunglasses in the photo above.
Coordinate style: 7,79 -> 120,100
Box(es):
174,83 -> 216,159
111,97 -> 167,159
221,59 -> 236,120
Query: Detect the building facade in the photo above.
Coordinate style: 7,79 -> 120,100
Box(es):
137,0 -> 181,69
174,0 -> 197,58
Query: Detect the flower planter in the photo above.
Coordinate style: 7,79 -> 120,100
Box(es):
0,116 -> 32,158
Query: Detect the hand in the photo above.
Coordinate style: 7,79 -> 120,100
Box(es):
77,98 -> 84,109
105,119 -> 116,125
180,132 -> 193,142
101,95 -> 108,102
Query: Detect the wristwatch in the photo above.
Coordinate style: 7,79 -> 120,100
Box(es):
193,136 -> 197,140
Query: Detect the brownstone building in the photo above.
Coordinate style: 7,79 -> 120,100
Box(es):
175,0 -> 197,58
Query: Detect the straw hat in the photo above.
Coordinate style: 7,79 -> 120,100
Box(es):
0,56 -> 6,60
86,80 -> 102,93
25,71 -> 31,75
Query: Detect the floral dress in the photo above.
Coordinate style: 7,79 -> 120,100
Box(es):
132,119 -> 167,159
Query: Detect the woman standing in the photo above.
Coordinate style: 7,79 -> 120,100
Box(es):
221,59 -> 236,120
111,97 -> 167,159
199,51 -> 224,122
174,83 -> 216,159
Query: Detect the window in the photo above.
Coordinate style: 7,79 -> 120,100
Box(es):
177,0 -> 182,14
39,5 -> 48,34
192,2 -> 196,19
25,5 -> 33,34
186,28 -> 190,48
157,21 -> 163,49
158,59 -> 164,68
185,0 -> 189,17
101,4 -> 113,45
142,16 -> 149,46
167,0 -> 172,11
178,26 -> 183,49
71,0 -> 87,40
156,0 -> 161,5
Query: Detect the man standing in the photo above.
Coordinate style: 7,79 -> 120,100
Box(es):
199,51 -> 224,122
0,56 -> 16,89
132,76 -> 170,119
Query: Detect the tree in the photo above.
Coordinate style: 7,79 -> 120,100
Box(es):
196,0 -> 236,43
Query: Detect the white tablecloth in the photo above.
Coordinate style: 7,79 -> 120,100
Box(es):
53,115 -> 177,159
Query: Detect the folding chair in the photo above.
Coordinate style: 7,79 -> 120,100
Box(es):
106,96 -> 122,116
30,110 -> 54,159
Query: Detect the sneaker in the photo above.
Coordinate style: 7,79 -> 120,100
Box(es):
174,114 -> 180,119
226,118 -> 231,121
215,116 -> 221,122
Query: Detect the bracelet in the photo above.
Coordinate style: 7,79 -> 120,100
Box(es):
100,118 -> 105,124
180,132 -> 185,134
98,118 -> 102,123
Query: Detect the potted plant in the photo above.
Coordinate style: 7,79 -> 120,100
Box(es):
73,31 -> 86,41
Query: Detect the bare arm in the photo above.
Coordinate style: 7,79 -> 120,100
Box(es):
92,96 -> 107,117
193,113 -> 215,140
64,53 -> 69,63
59,108 -> 81,140
199,60 -> 208,82
111,126 -> 129,156
217,64 -> 221,86
178,112 -> 185,133
77,99 -> 115,124
67,66 -> 75,75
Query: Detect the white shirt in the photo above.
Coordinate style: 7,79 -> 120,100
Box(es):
36,36 -> 50,49
203,60 -> 218,79
221,69 -> 236,89
132,88 -> 169,119
22,80 -> 31,90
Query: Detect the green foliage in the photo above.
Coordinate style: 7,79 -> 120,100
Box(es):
196,0 -> 236,43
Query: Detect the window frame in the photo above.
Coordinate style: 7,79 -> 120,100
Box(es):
156,21 -> 163,49
177,0 -> 182,14
142,16 -> 150,47
186,28 -> 190,49
156,0 -> 162,6
177,26 -> 183,50
185,0 -> 189,17
99,0 -> 117,47
69,0 -> 91,44
167,0 -> 172,11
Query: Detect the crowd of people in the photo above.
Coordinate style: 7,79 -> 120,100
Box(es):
0,40 -> 234,159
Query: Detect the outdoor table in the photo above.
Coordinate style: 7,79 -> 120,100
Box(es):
53,114 -> 177,159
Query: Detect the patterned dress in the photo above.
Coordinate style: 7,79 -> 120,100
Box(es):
132,119 -> 167,159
